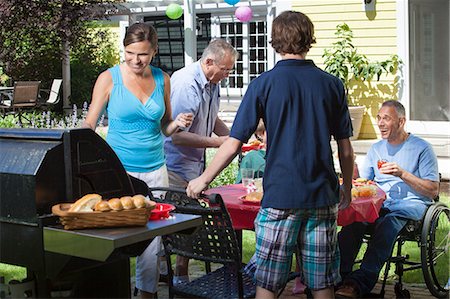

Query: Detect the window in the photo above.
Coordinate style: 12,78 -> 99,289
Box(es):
409,0 -> 449,122
214,17 -> 268,97
143,14 -> 212,75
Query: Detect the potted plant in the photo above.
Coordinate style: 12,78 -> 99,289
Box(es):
322,23 -> 401,139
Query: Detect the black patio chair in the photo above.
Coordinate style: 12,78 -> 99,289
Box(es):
149,187 -> 256,299
1,81 -> 41,126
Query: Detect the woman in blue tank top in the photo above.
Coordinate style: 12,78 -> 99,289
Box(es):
83,23 -> 193,298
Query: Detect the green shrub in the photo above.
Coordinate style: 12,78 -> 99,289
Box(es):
205,149 -> 239,188
0,103 -> 106,129
0,114 -> 19,128
0,1 -> 120,108
70,25 -> 120,107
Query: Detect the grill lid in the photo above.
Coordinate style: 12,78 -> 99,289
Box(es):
0,128 -> 134,224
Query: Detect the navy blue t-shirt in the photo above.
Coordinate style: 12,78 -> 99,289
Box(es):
230,59 -> 352,209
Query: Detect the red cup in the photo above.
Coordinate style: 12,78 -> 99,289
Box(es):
377,159 -> 388,169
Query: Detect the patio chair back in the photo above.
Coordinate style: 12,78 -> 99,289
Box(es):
12,81 -> 41,107
42,79 -> 62,105
149,187 -> 255,299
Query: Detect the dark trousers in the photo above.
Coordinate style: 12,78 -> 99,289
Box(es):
338,210 -> 408,295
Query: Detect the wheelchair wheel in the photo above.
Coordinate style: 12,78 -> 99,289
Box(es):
420,202 -> 450,298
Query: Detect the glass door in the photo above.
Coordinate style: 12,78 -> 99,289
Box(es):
408,0 -> 449,135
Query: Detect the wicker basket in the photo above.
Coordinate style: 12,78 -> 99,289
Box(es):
52,203 -> 154,230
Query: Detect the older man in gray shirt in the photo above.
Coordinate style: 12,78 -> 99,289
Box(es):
164,39 -> 238,284
165,39 -> 238,184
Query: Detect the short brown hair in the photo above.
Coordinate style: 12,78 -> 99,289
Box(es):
123,23 -> 158,49
270,11 -> 316,55
382,100 -> 406,118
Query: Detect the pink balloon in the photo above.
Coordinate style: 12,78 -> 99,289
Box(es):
235,6 -> 253,22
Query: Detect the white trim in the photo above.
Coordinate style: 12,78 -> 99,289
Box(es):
405,121 -> 450,137
396,0 -> 409,118
119,20 -> 129,63
183,0 -> 196,66
242,21 -> 249,88
121,1 -> 276,15
266,2 -> 276,69
275,0 -> 291,14
273,0 -> 291,64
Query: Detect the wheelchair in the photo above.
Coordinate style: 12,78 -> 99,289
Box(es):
370,200 -> 450,299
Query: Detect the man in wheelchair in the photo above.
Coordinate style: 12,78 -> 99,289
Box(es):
336,100 -> 440,298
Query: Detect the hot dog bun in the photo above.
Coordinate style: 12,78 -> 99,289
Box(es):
145,199 -> 157,209
68,194 -> 102,212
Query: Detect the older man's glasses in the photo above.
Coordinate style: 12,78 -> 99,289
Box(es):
213,60 -> 235,74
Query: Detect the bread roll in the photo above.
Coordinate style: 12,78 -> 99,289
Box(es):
245,191 -> 263,202
68,194 -> 102,212
250,139 -> 261,146
120,196 -> 135,210
94,200 -> 111,212
357,185 -> 377,197
132,194 -> 147,208
108,198 -> 123,211
145,199 -> 157,209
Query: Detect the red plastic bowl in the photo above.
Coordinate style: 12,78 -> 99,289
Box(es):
149,203 -> 175,220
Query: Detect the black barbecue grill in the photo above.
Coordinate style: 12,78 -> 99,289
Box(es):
0,128 -> 201,298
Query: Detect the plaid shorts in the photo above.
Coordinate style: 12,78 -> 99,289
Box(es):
245,205 -> 341,292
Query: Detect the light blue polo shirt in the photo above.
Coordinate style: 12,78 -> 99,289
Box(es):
164,61 -> 220,181
360,134 -> 439,220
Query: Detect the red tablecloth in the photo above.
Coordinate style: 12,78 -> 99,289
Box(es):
241,143 -> 264,152
205,184 -> 386,229
337,188 -> 386,226
205,184 -> 260,230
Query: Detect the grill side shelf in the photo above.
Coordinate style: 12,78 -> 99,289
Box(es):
44,213 -> 201,261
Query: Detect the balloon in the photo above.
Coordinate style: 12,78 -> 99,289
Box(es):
224,0 -> 240,5
235,6 -> 253,22
166,3 -> 183,20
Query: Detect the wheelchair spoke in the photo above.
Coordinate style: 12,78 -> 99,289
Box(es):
430,211 -> 449,290
421,203 -> 449,298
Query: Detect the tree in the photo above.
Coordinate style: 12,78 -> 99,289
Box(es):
0,0 -> 122,107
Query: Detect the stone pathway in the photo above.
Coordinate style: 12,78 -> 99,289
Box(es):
131,265 -> 435,299
132,280 -> 433,299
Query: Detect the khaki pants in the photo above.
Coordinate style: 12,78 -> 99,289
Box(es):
168,170 -> 188,188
